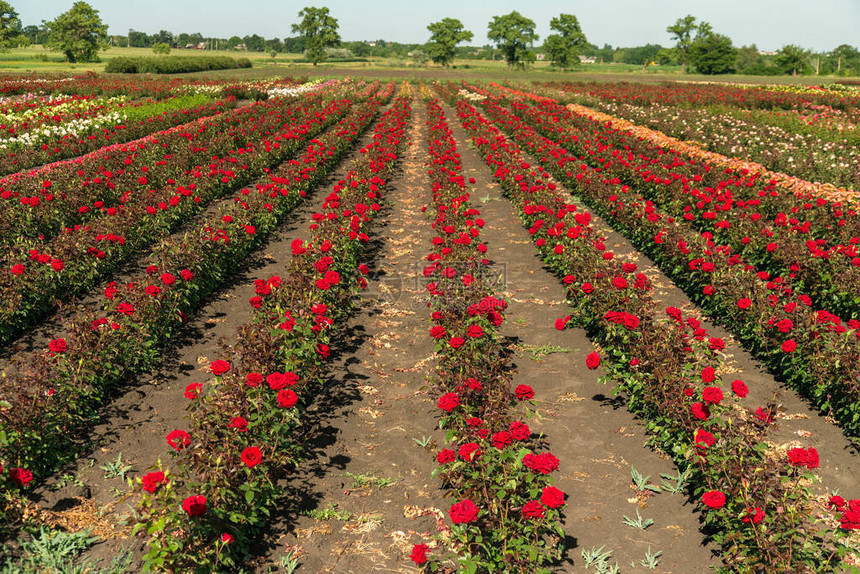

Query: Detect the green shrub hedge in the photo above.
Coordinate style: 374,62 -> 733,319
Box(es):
106,56 -> 253,74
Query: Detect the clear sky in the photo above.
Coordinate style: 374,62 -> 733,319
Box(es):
17,0 -> 860,52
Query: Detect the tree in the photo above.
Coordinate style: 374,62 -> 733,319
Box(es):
291,6 -> 340,65
544,13 -> 587,70
426,17 -> 473,67
689,32 -> 735,74
152,42 -> 170,55
0,1 -> 24,51
487,11 -> 538,69
775,44 -> 810,76
666,14 -> 697,73
46,2 -> 108,62
735,44 -> 765,74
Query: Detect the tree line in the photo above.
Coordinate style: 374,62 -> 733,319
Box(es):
2,1 -> 859,76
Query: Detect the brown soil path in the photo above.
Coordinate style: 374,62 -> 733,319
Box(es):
443,103 -> 718,573
255,97 -> 450,573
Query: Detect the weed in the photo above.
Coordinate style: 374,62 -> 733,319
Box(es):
100,453 -> 132,480
631,465 -> 661,493
622,509 -> 654,530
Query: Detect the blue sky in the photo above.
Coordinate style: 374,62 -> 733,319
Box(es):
17,0 -> 860,52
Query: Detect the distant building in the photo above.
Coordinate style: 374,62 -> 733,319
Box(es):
757,50 -> 778,56
579,55 -> 597,64
536,53 -> 546,61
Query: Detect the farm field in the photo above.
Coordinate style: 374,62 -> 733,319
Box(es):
0,73 -> 859,574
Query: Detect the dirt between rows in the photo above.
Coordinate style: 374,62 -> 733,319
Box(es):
12,94 -> 859,573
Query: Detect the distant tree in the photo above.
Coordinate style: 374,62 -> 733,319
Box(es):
487,11 -> 538,69
153,29 -> 173,47
266,37 -> 284,53
243,33 -> 265,52
128,29 -> 148,48
226,35 -> 242,49
411,49 -> 428,67
291,6 -> 340,65
689,32 -> 736,74
775,44 -> 811,75
735,44 -> 764,74
666,14 -> 697,73
46,1 -> 108,62
829,44 -> 860,75
426,17 -> 473,67
0,1 -> 24,52
152,42 -> 170,55
544,13 -> 587,70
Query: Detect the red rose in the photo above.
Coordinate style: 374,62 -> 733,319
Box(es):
694,429 -> 715,449
229,416 -> 248,432
702,490 -> 726,509
166,429 -> 191,451
449,336 -> 465,349
787,447 -> 819,469
210,360 -> 231,375
781,339 -> 797,353
246,372 -> 263,387
491,431 -> 513,450
221,533 -> 234,544
466,325 -> 483,338
241,446 -> 262,468
540,485 -> 565,509
277,389 -> 298,408
161,273 -> 175,285
49,338 -> 67,353
521,500 -> 545,519
514,384 -> 535,401
742,507 -> 765,524
180,269 -> 194,281
691,402 -> 710,420
612,276 -> 628,290
436,449 -> 456,464
437,392 -> 460,412
702,386 -> 723,405
737,298 -> 752,310
581,282 -> 594,294
731,379 -> 748,398
458,442 -> 482,462
182,494 -> 207,517
117,302 -> 134,315
509,421 -> 530,441
51,259 -> 64,271
10,264 -> 25,275
585,351 -> 600,370
245,225 -> 256,235
315,344 -> 330,358
555,316 -> 571,330
449,499 -> 479,524
184,382 -> 202,400
267,371 -> 299,390
142,471 -> 166,493
701,366 -> 716,383
410,543 -> 429,565
522,452 -> 559,474
755,407 -> 773,423
9,467 -> 33,487
429,325 -> 447,339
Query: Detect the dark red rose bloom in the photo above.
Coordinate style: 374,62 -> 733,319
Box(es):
701,366 -> 716,383
142,471 -> 166,493
9,468 -> 33,487
229,416 -> 248,432
184,382 -> 202,400
555,316 -> 570,330
429,325 -> 447,339
755,407 -> 774,423
742,507 -> 765,524
449,336 -> 465,349
829,495 -> 847,510
491,431 -> 513,450
48,338 -> 67,353
541,485 -> 565,509
737,298 -> 752,310
787,447 -> 819,469
458,442 -> 482,462
522,452 -> 559,475
436,449 -> 456,464
702,386 -> 724,405
241,446 -> 262,468
694,429 -> 715,449
182,495 -> 207,517
691,402 -> 710,420
161,273 -> 175,285
166,429 -> 191,451
437,392 -> 460,412
277,389 -> 298,408
509,421 -> 530,441
702,490 -> 726,509
267,371 -> 298,390
781,339 -> 797,353
514,384 -> 535,401
585,351 -> 600,370
521,500 -> 545,520
449,499 -> 479,524
246,372 -> 263,387
731,379 -> 748,398
210,360 -> 231,375
315,344 -> 330,358
466,325 -> 483,338
410,543 -> 429,565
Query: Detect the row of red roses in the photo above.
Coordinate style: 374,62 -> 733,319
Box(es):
450,89 -> 847,570
411,97 -> 566,571
476,90 -> 860,440
131,90 -> 410,570
0,83 -> 386,500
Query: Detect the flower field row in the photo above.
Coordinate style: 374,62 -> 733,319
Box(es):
131,89 -> 412,572
470,89 -> 860,440
412,94 -> 566,572
437,83 -> 858,572
0,83 -> 359,344
0,92 -> 225,176
0,83 -> 394,510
